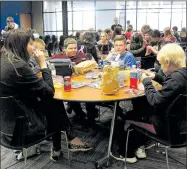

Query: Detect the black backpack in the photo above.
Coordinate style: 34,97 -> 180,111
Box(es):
49,58 -> 73,77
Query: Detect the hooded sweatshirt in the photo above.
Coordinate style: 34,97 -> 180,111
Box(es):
143,67 -> 187,114
78,42 -> 98,63
142,67 -> 187,136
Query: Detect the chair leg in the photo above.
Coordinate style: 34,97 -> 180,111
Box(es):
124,129 -> 132,169
98,106 -> 101,121
155,142 -> 160,153
61,131 -> 71,169
165,146 -> 170,169
22,148 -> 28,167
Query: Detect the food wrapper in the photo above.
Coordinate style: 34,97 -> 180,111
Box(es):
74,60 -> 97,74
101,65 -> 120,95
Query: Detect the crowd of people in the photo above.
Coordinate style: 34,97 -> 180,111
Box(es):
0,16 -> 186,165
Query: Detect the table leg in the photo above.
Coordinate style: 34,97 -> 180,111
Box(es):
95,102 -> 117,168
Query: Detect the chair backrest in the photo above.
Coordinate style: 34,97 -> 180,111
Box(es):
0,96 -> 24,136
140,55 -> 156,69
166,94 -> 187,145
0,96 -> 47,148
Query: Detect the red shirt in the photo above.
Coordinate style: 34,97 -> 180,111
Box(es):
125,32 -> 132,40
52,52 -> 89,65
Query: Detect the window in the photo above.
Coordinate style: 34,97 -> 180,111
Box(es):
172,1 -> 186,31
73,11 -> 95,30
159,8 -> 171,31
96,11 -> 116,30
44,1 -> 186,35
43,1 -> 62,12
43,1 -> 63,36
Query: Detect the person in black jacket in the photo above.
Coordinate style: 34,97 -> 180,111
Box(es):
78,31 -> 98,62
111,43 -> 187,163
0,29 -> 92,161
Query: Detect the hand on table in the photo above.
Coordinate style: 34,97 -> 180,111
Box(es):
141,71 -> 155,81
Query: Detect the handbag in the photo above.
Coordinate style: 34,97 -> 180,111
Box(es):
49,58 -> 73,77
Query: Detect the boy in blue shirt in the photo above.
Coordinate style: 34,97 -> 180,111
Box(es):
105,35 -> 136,67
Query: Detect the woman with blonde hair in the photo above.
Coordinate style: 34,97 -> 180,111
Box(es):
163,27 -> 176,42
111,43 -> 187,163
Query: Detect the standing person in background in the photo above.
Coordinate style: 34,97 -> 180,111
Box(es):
1,17 -> 19,37
111,17 -> 122,31
127,20 -> 133,30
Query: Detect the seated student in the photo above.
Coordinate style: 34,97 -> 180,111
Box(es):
126,32 -> 146,57
163,27 -> 177,43
78,31 -> 98,63
97,31 -> 113,56
172,26 -> 180,42
52,38 -> 98,126
0,29 -> 92,161
180,27 -> 187,50
29,38 -> 46,75
147,29 -> 173,75
104,28 -> 113,44
105,35 -> 136,67
111,43 -> 187,163
124,26 -> 133,40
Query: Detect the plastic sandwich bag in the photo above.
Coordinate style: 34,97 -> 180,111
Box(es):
101,65 -> 120,95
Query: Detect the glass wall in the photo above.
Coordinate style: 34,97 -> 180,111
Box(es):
43,1 -> 186,36
43,1 -> 62,36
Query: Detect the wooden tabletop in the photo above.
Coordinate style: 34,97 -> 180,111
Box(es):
54,71 -> 162,102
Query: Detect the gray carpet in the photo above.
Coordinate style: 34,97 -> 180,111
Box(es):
1,106 -> 186,169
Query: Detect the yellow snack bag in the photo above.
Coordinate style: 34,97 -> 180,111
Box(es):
74,60 -> 97,74
101,65 -> 120,95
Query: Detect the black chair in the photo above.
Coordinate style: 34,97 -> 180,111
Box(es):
0,96 -> 71,169
124,94 -> 187,169
140,55 -> 156,69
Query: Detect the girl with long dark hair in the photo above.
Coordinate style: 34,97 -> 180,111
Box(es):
0,29 -> 91,162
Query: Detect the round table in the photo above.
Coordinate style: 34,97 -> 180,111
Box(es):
54,73 -> 160,102
54,73 -> 161,168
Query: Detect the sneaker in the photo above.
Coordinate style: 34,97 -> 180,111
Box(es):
135,148 -> 146,159
69,142 -> 92,152
16,145 -> 41,160
110,152 -> 137,163
50,149 -> 62,161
